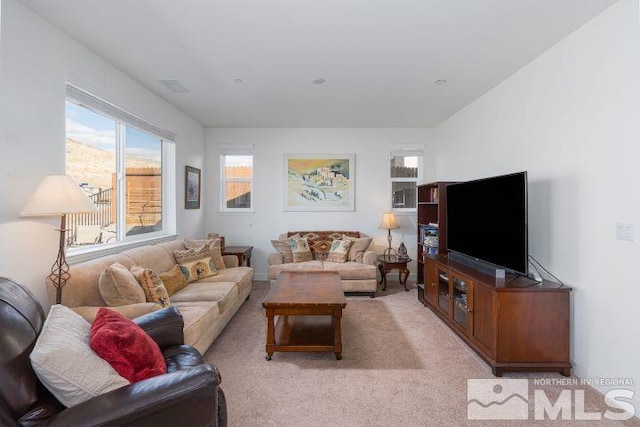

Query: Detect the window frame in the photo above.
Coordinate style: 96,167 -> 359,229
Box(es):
390,149 -> 423,213
65,84 -> 177,256
219,145 -> 254,213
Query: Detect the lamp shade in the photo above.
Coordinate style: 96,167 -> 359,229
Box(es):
21,175 -> 98,216
379,212 -> 399,230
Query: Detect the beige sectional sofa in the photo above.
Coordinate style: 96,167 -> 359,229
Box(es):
267,231 -> 378,297
51,239 -> 253,354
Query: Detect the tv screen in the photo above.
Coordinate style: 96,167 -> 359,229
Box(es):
446,171 -> 528,275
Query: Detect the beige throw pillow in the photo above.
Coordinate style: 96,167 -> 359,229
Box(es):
271,239 -> 294,263
159,264 -> 189,296
30,305 -> 130,407
342,235 -> 373,263
98,262 -> 146,306
173,245 -> 218,282
184,238 -> 226,270
130,266 -> 171,307
289,236 -> 313,263
325,239 -> 353,263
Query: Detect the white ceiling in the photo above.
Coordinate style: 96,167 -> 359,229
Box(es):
19,0 -> 617,128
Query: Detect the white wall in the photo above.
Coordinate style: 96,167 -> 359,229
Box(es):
434,0 -> 640,404
205,128 -> 435,280
0,0 -> 206,306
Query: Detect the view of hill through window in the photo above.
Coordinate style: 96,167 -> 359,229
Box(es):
65,101 -> 162,247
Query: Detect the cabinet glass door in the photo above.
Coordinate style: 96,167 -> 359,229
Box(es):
452,275 -> 470,331
437,269 -> 451,315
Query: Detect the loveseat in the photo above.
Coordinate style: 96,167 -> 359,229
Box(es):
54,239 -> 253,354
267,231 -> 378,297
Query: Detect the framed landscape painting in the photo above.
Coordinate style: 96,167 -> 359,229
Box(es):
185,166 -> 201,209
283,154 -> 355,211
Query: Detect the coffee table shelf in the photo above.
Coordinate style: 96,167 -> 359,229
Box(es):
275,315 -> 335,350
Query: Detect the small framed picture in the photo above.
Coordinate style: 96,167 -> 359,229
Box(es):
185,166 -> 201,209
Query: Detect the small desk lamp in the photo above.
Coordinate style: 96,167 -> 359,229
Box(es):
379,212 -> 400,257
21,175 -> 98,304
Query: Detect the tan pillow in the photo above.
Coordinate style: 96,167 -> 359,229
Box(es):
173,245 -> 218,282
325,239 -> 353,263
98,262 -> 146,306
342,235 -> 373,263
159,264 -> 189,296
289,236 -> 313,263
130,266 -> 170,307
271,239 -> 294,263
184,238 -> 225,270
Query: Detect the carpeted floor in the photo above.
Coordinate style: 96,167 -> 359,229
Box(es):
204,281 -> 639,427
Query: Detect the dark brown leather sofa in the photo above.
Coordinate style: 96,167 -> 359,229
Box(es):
0,276 -> 227,427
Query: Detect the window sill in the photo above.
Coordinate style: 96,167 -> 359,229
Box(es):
67,234 -> 179,264
392,210 -> 417,216
217,210 -> 255,216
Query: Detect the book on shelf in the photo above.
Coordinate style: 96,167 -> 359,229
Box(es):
429,187 -> 439,202
419,223 -> 439,255
419,223 -> 439,244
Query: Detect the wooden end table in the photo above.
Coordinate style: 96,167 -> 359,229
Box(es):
377,254 -> 411,292
222,246 -> 253,267
262,271 -> 346,360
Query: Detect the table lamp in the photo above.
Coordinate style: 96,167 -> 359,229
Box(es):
379,212 -> 399,257
21,175 -> 98,304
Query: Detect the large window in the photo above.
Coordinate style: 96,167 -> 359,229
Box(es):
220,146 -> 253,212
390,150 -> 422,212
65,85 -> 176,249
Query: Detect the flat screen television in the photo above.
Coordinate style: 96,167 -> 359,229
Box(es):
446,171 -> 528,276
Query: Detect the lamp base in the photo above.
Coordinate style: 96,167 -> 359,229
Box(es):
48,215 -> 70,305
383,247 -> 397,257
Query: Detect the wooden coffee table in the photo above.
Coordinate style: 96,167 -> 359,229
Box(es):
262,271 -> 347,360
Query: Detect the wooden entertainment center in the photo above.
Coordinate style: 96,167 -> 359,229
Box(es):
417,182 -> 572,376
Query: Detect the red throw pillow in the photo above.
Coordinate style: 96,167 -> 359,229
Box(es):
90,307 -> 167,382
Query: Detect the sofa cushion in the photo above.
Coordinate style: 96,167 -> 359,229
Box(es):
173,246 -> 218,282
30,305 -> 130,408
342,235 -> 373,263
122,245 -> 177,275
170,282 -> 238,313
159,264 -> 189,296
205,266 -> 254,295
326,239 -> 352,263
289,236 -> 313,263
73,303 -> 161,323
98,262 -> 146,306
170,302 -> 220,349
89,308 -> 167,383
323,261 -> 378,280
268,260 -> 324,280
184,238 -> 226,270
130,266 -> 170,308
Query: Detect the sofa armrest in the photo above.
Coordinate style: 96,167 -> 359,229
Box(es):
134,306 -> 185,348
45,364 -> 223,427
222,255 -> 239,268
363,250 -> 378,265
267,253 -> 284,266
72,303 -> 161,323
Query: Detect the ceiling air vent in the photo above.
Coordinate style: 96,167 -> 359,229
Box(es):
158,79 -> 190,93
